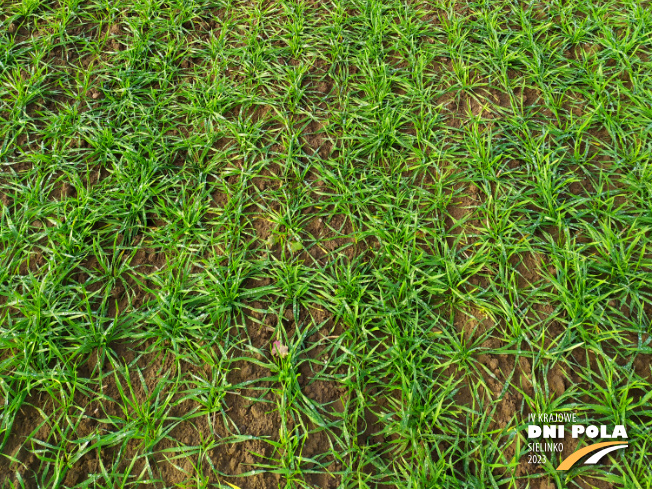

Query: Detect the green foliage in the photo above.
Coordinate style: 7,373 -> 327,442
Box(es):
1,0 -> 651,487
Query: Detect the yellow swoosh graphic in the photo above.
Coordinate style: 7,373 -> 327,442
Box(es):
556,441 -> 628,470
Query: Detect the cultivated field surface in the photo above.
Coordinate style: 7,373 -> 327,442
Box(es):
1,0 -> 651,487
